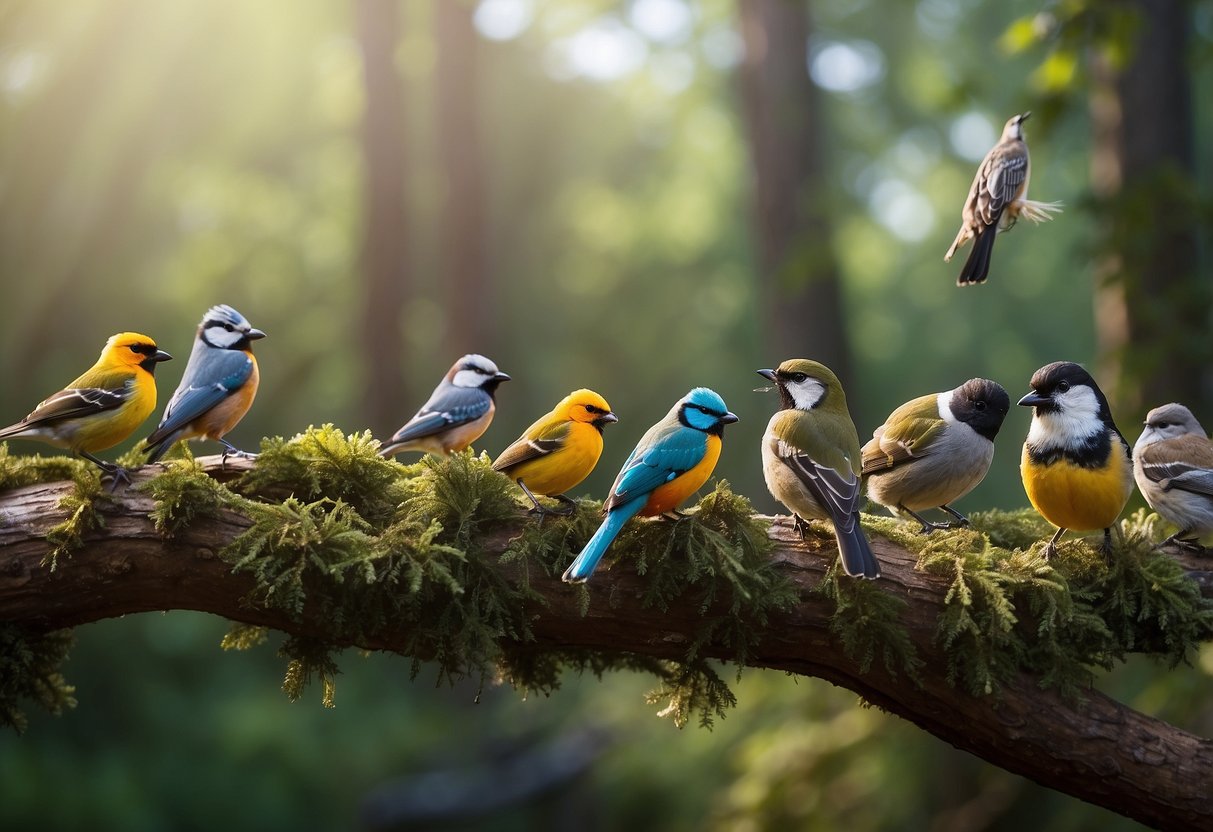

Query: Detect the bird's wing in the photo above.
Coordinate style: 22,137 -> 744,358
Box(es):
1139,439 -> 1213,497
606,421 -> 703,510
861,395 -> 945,475
390,387 -> 491,444
778,442 -> 864,535
976,147 -> 1028,226
0,382 -> 133,435
146,349 -> 254,444
492,419 -> 571,472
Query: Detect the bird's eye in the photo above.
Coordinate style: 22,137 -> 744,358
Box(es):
224,323 -> 235,332
974,401 -> 986,411
1055,381 -> 1069,393
791,372 -> 808,383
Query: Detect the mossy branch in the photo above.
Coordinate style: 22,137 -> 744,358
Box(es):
0,433 -> 1211,829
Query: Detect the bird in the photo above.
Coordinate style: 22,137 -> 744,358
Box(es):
562,387 -> 737,584
1133,402 -> 1213,552
759,359 -> 880,580
143,304 -> 266,463
0,332 -> 171,488
379,354 -> 510,458
1018,361 -> 1134,557
492,389 -> 618,515
944,111 -> 1062,286
862,378 -> 1011,533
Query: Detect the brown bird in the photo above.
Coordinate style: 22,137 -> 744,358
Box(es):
945,111 -> 1062,286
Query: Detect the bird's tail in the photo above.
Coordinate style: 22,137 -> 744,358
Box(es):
1018,199 -> 1063,224
956,224 -> 998,285
562,499 -> 644,583
835,521 -> 881,580
143,430 -> 180,463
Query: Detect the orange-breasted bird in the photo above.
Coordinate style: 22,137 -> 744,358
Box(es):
144,305 -> 265,463
0,332 -> 171,487
492,389 -> 617,515
562,387 -> 737,583
380,354 -> 511,458
945,112 -> 1062,286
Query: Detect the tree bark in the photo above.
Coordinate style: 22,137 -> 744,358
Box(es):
356,0 -> 412,435
1089,0 -> 1210,417
737,0 -> 851,388
434,0 -> 493,356
1,458 -> 1211,831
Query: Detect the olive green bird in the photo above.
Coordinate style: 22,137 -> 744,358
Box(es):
758,359 -> 880,579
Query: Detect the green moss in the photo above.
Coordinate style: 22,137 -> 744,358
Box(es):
43,472 -> 107,572
140,452 -> 241,537
817,561 -> 922,682
0,444 -> 88,491
0,625 -> 76,733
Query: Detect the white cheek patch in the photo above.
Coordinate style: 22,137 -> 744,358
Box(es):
1027,385 -> 1101,449
452,369 -> 487,388
789,379 -> 826,411
936,390 -> 956,423
204,325 -> 243,349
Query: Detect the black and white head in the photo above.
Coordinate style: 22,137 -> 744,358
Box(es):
199,304 -> 266,351
1002,111 -> 1030,142
1018,361 -> 1118,448
446,354 -> 511,394
944,378 -> 1010,441
757,359 -> 840,413
1138,403 -> 1206,447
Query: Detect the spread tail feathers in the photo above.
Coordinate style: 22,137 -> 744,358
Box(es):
1018,199 -> 1063,223
562,499 -> 644,583
956,224 -> 998,285
836,522 -> 880,580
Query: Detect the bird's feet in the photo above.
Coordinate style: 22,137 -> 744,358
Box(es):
792,514 -> 811,540
1159,532 -> 1208,554
662,509 -> 690,521
527,494 -> 578,518
219,441 -> 257,470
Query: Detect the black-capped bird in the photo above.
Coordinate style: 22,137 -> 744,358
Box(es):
945,112 -> 1062,286
0,332 -> 171,487
863,378 -> 1010,532
144,304 -> 265,463
759,359 -> 880,580
1018,362 -> 1133,557
380,354 -> 510,457
1133,403 -> 1213,552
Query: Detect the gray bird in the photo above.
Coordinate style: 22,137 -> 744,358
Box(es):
1134,402 -> 1213,552
379,354 -> 510,457
862,378 -> 1010,532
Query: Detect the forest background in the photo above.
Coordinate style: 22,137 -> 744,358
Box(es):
1,0 -> 1210,829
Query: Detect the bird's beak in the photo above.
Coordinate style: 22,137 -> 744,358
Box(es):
596,412 -> 619,426
246,328 -> 267,341
153,349 -> 173,363
494,371 -> 512,382
722,411 -> 739,425
1017,391 -> 1049,407
756,369 -> 777,382
1020,111 -> 1032,122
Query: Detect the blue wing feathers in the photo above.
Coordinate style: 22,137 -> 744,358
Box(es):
147,349 -> 253,445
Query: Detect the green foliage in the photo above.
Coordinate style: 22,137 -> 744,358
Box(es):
0,444 -> 88,491
140,451 -> 240,537
0,625 -> 76,733
280,636 -> 340,708
817,558 -> 922,682
43,472 -> 107,572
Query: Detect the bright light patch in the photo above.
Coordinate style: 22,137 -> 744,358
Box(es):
915,0 -> 962,40
548,18 -> 648,82
649,50 -> 695,94
869,178 -> 935,242
629,0 -> 693,44
700,25 -> 743,69
1,49 -> 48,98
473,0 -> 534,42
950,112 -> 997,162
809,40 -> 885,93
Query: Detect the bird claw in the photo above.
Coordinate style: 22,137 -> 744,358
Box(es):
662,509 -> 689,521
102,465 -> 132,493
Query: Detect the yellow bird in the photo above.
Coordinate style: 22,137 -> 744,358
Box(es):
0,332 -> 172,488
492,389 -> 617,515
1018,361 -> 1133,557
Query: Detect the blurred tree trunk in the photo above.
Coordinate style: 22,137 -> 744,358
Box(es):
737,0 -> 851,386
356,0 -> 411,435
1089,0 -> 1210,417
435,0 -> 493,356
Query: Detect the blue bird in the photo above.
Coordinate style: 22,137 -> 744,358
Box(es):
562,387 -> 738,584
380,354 -> 511,457
144,305 -> 265,463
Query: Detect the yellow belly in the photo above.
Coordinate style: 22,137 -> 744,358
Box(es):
642,435 -> 721,516
70,381 -> 158,453
1021,444 -> 1132,531
511,426 -> 603,496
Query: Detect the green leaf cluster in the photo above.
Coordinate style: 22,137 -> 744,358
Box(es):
0,625 -> 76,733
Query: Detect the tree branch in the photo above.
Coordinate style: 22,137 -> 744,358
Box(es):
1,457 -> 1210,830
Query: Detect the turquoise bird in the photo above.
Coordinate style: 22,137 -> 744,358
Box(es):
562,387 -> 738,584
